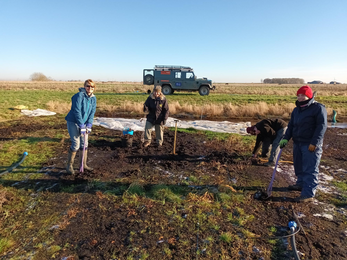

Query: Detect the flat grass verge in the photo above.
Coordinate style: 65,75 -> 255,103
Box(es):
1,81 -> 346,121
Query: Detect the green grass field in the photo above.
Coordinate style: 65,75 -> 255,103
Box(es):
1,81 -> 346,122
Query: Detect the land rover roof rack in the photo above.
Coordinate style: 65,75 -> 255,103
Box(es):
154,65 -> 193,72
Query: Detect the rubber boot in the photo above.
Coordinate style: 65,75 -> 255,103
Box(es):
79,149 -> 94,171
66,149 -> 77,175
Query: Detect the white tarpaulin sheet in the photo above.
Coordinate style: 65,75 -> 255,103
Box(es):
19,109 -> 251,134
93,117 -> 252,135
21,109 -> 56,117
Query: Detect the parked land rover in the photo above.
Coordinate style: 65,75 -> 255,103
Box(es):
143,65 -> 215,96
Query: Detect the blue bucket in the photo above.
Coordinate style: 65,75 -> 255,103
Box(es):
123,129 -> 134,135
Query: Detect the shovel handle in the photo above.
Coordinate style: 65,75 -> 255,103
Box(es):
266,149 -> 282,197
79,133 -> 88,173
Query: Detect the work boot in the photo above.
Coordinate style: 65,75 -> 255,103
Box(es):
79,149 -> 94,171
66,149 -> 77,175
288,185 -> 302,191
143,141 -> 150,148
294,195 -> 314,203
263,161 -> 275,167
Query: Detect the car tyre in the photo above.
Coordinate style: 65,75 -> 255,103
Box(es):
162,85 -> 172,95
199,86 -> 210,96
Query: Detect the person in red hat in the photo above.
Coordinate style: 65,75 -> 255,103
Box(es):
280,85 -> 327,203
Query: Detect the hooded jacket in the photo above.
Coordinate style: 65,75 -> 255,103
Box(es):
252,119 -> 287,154
143,92 -> 169,125
65,88 -> 97,126
283,97 -> 327,146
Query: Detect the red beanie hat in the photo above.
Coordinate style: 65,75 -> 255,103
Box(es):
297,85 -> 313,99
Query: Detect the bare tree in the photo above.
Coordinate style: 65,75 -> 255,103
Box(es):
30,72 -> 52,81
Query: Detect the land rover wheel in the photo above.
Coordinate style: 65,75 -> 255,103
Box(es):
199,86 -> 210,96
144,74 -> 154,85
162,85 -> 172,95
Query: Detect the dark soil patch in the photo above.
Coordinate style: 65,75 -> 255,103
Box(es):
1,118 -> 347,259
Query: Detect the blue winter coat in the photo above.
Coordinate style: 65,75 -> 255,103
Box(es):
65,88 -> 97,126
283,98 -> 327,146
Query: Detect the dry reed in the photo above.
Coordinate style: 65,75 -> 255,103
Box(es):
3,81 -> 346,118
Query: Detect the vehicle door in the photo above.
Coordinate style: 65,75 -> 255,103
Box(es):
173,71 -> 183,90
183,72 -> 196,90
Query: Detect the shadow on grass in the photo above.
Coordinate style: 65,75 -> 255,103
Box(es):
0,173 -> 296,204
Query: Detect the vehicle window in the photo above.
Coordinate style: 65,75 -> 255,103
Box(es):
186,72 -> 194,79
175,72 -> 181,78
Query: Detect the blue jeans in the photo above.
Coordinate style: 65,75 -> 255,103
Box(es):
67,121 -> 88,151
293,143 -> 323,198
268,127 -> 287,162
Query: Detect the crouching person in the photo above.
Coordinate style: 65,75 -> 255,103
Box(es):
280,85 -> 327,202
65,79 -> 97,175
143,87 -> 169,147
247,118 -> 287,166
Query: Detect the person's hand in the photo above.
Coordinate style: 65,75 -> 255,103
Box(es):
308,144 -> 316,152
163,120 -> 167,125
79,124 -> 86,135
86,123 -> 92,134
279,139 -> 288,149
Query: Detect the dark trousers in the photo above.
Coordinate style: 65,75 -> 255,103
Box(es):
293,143 -> 322,198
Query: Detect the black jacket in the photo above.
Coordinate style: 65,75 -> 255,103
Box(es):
143,93 -> 169,125
253,119 -> 287,154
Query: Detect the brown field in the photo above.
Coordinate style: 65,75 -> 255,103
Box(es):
1,81 -> 346,121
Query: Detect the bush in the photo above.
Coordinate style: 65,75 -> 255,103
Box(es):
30,72 -> 52,81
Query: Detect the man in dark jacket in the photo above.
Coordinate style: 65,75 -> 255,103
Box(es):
143,87 -> 169,147
247,119 -> 287,166
280,85 -> 327,202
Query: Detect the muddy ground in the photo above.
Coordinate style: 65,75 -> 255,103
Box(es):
0,117 -> 347,260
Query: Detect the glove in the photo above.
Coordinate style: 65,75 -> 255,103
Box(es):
279,139 -> 288,149
79,124 -> 86,135
308,144 -> 316,152
163,120 -> 167,125
86,123 -> 92,134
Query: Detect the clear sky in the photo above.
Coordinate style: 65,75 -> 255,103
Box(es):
1,0 -> 346,83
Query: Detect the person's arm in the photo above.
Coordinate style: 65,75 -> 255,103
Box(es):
143,97 -> 150,113
86,97 -> 97,125
283,109 -> 295,141
252,135 -> 262,155
163,98 -> 169,120
72,94 -> 84,126
310,105 -> 327,146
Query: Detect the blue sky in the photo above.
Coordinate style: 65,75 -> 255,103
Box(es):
1,0 -> 346,83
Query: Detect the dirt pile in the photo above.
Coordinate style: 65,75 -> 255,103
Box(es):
0,120 -> 346,259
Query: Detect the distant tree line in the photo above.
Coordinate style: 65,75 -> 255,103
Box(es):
263,78 -> 305,84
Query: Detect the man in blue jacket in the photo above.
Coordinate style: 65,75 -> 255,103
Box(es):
65,79 -> 97,175
280,85 -> 327,202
